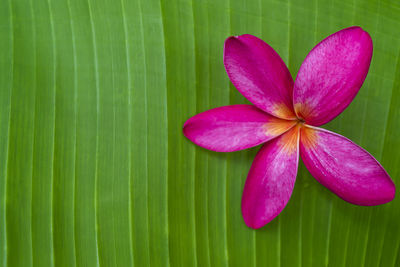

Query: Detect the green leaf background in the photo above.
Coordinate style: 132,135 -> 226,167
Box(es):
0,0 -> 399,266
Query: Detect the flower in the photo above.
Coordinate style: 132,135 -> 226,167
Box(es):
183,26 -> 396,229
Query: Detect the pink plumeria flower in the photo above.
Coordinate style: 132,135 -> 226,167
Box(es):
183,26 -> 396,229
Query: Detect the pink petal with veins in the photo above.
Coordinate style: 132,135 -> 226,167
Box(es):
293,26 -> 373,126
242,125 -> 300,229
224,34 -> 296,119
300,126 -> 395,205
183,105 -> 296,152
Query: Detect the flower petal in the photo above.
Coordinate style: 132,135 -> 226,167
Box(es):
224,34 -> 296,119
300,126 -> 395,205
242,125 -> 300,229
183,105 -> 296,152
293,26 -> 373,126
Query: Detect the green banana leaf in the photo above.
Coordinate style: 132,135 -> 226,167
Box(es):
0,0 -> 399,266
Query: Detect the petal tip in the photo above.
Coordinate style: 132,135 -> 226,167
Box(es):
182,122 -> 193,143
244,220 -> 264,230
368,181 -> 396,206
371,175 -> 396,205
224,34 -> 263,51
182,116 -> 193,134
386,181 -> 396,202
225,35 -> 236,42
242,210 -> 268,229
223,35 -> 248,52
344,26 -> 373,46
343,25 -> 366,34
346,25 -> 363,31
340,178 -> 396,206
242,207 -> 278,229
182,117 -> 191,129
225,34 -> 255,41
224,35 -> 241,45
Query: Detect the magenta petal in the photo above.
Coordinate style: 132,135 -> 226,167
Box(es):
224,34 -> 296,119
293,26 -> 373,126
183,105 -> 296,152
242,126 -> 300,229
300,126 -> 395,205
